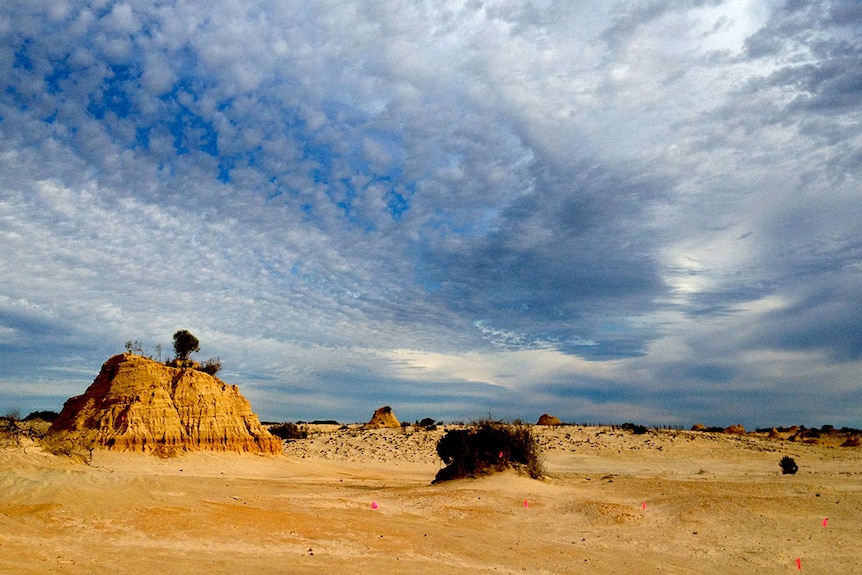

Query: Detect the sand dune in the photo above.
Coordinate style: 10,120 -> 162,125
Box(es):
2,426 -> 861,574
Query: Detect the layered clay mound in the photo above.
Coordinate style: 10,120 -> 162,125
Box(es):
50,354 -> 281,454
365,406 -> 400,428
536,414 -> 561,426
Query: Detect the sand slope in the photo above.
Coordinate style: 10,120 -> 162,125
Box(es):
2,426 -> 861,574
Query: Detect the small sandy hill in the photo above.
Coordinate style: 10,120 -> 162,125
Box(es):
365,405 -> 400,428
49,353 -> 281,455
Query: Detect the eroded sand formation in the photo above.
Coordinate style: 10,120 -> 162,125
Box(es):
50,353 -> 280,454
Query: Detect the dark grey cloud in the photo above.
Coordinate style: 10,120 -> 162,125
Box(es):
423,159 -> 669,358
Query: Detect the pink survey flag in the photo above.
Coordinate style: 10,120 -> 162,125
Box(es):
523,499 -> 529,508
795,558 -> 802,570
641,501 -> 647,510
371,501 -> 378,510
822,517 -> 828,528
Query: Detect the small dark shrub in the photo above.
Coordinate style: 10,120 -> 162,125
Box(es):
841,435 -> 861,447
433,419 -> 543,483
621,422 -> 648,435
24,410 -> 59,422
269,422 -> 307,441
779,456 -> 798,475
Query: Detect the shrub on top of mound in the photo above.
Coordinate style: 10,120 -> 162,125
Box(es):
433,420 -> 543,483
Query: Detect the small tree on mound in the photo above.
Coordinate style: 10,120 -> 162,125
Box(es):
172,329 -> 200,362
433,419 -> 543,483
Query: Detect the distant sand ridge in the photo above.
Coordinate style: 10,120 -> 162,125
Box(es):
49,353 -> 281,454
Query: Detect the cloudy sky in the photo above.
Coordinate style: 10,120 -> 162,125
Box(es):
2,0 -> 861,427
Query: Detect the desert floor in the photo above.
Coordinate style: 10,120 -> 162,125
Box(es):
2,426 -> 861,574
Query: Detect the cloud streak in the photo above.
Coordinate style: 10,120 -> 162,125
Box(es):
1,0 -> 861,427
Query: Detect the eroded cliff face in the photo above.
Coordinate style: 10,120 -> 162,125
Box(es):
50,354 -> 281,454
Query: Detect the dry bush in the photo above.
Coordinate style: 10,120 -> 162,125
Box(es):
433,419 -> 543,483
0,416 -> 22,447
1,415 -> 53,447
41,431 -> 97,464
198,357 -> 222,375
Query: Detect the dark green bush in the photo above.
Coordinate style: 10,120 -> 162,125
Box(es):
433,419 -> 543,483
24,410 -> 59,422
172,329 -> 200,362
779,455 -> 798,475
269,422 -> 307,441
620,422 -> 648,434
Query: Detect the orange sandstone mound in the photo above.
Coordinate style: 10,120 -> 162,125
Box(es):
49,353 -> 281,454
536,414 -> 562,425
365,405 -> 401,428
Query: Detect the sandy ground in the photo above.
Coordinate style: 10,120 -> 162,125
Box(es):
2,425 -> 861,574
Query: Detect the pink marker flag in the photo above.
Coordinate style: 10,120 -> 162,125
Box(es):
822,517 -> 828,528
371,501 -> 378,510
796,558 -> 802,570
523,499 -> 529,508
641,502 -> 647,510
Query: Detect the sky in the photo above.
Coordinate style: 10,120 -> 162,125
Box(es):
1,0 -> 861,428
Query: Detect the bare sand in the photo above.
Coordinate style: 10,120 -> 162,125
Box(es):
2,425 -> 861,574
